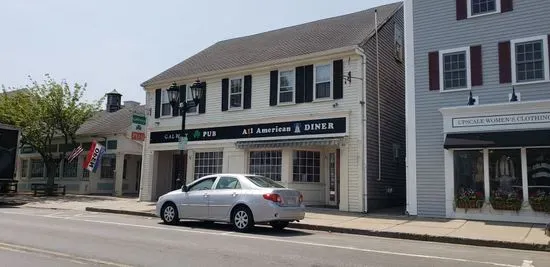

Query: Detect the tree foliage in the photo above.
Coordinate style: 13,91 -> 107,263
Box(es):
0,74 -> 103,191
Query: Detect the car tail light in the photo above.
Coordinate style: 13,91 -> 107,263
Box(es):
299,194 -> 303,203
263,193 -> 282,203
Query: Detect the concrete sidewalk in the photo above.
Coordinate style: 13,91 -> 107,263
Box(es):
2,194 -> 549,252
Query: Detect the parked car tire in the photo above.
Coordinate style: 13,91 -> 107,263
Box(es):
231,206 -> 254,232
161,202 -> 179,225
269,221 -> 289,231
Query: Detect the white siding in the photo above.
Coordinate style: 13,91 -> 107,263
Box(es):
141,53 -> 366,211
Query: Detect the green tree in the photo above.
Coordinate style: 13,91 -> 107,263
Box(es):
0,74 -> 103,194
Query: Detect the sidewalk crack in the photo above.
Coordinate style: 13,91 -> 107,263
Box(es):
521,224 -> 534,242
444,220 -> 468,237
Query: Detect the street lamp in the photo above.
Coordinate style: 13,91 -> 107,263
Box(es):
167,79 -> 205,189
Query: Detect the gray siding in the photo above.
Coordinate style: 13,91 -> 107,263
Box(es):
362,6 -> 407,210
413,0 -> 550,217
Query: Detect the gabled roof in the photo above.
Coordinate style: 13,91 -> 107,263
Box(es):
141,1 -> 403,87
76,104 -> 147,137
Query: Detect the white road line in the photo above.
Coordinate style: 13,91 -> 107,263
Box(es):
0,242 -> 131,267
0,210 -> 530,267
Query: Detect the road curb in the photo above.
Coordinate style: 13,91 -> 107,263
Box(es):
286,223 -> 550,252
85,207 -> 156,218
84,207 -> 549,252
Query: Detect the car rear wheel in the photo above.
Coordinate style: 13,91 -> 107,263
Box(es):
161,202 -> 179,225
270,221 -> 289,231
232,206 -> 254,232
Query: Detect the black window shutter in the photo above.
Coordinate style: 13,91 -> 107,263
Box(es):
501,0 -> 513,13
333,59 -> 343,99
295,66 -> 305,103
243,75 -> 252,109
304,65 -> 314,102
269,70 -> 278,106
154,89 -> 161,118
428,51 -> 440,90
199,82 -> 206,114
456,0 -> 467,20
221,78 -> 229,111
295,66 -> 306,103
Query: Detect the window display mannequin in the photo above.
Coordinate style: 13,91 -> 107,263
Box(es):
495,154 -> 517,191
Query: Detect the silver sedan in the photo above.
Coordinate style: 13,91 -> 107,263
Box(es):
156,174 -> 306,232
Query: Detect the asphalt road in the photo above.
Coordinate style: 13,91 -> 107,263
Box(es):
0,208 -> 547,267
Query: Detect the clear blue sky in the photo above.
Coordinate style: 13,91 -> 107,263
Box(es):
1,0 -> 397,105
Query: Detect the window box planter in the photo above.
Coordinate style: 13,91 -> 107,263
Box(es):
529,191 -> 550,212
490,199 -> 523,211
456,199 -> 484,210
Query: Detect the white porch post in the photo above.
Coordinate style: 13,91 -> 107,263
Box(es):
114,153 -> 124,196
483,148 -> 490,203
520,148 -> 531,209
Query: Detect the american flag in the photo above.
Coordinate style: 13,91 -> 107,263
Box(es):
66,145 -> 84,163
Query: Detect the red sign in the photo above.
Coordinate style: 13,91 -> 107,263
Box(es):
131,132 -> 145,141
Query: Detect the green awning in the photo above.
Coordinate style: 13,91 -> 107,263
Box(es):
235,137 -> 345,149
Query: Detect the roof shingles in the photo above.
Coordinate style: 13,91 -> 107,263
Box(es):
76,105 -> 147,137
141,2 -> 402,87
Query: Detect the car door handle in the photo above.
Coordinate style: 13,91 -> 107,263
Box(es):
203,193 -> 208,198
232,192 -> 237,197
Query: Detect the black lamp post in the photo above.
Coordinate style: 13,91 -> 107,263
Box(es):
167,79 -> 205,189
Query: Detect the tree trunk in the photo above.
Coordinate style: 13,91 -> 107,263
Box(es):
45,160 -> 58,196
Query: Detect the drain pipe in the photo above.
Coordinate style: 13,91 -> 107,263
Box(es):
355,47 -> 368,213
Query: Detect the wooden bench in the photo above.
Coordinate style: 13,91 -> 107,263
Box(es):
0,180 -> 18,194
30,183 -> 66,196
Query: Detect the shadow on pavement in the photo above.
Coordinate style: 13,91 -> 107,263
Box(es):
160,220 -> 314,237
0,193 -> 115,207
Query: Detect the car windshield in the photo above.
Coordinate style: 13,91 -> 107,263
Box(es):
245,175 -> 286,188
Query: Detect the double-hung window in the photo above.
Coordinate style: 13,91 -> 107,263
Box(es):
160,90 -> 172,117
229,78 -> 243,109
186,86 -> 198,114
278,70 -> 294,104
440,47 -> 471,91
469,0 -> 499,17
314,64 -> 331,99
512,36 -> 549,84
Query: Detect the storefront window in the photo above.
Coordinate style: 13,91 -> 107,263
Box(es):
292,150 -> 320,182
489,149 -> 523,210
101,155 -> 116,179
453,150 -> 484,209
62,158 -> 78,178
526,148 -> 550,212
194,151 -> 223,180
248,151 -> 282,181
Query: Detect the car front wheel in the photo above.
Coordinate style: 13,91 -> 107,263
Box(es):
161,202 -> 179,225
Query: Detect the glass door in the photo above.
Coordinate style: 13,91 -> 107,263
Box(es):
328,152 -> 338,206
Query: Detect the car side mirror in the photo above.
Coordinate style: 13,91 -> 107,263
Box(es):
181,185 -> 188,192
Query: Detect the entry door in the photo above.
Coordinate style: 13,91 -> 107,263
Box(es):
172,153 -> 187,190
135,160 -> 141,192
328,151 -> 340,206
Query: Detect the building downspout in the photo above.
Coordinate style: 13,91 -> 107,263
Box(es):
355,47 -> 368,213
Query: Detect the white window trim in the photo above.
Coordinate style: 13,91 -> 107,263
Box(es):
439,47 -> 472,93
185,85 -> 199,115
511,35 -> 550,86
228,77 -> 244,110
277,69 -> 296,105
467,0 -> 500,18
313,63 -> 333,100
160,89 -> 173,118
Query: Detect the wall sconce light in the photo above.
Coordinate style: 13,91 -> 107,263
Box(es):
509,87 -> 520,102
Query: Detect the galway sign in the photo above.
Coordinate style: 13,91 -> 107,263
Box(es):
452,112 -> 550,128
149,117 -> 347,144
